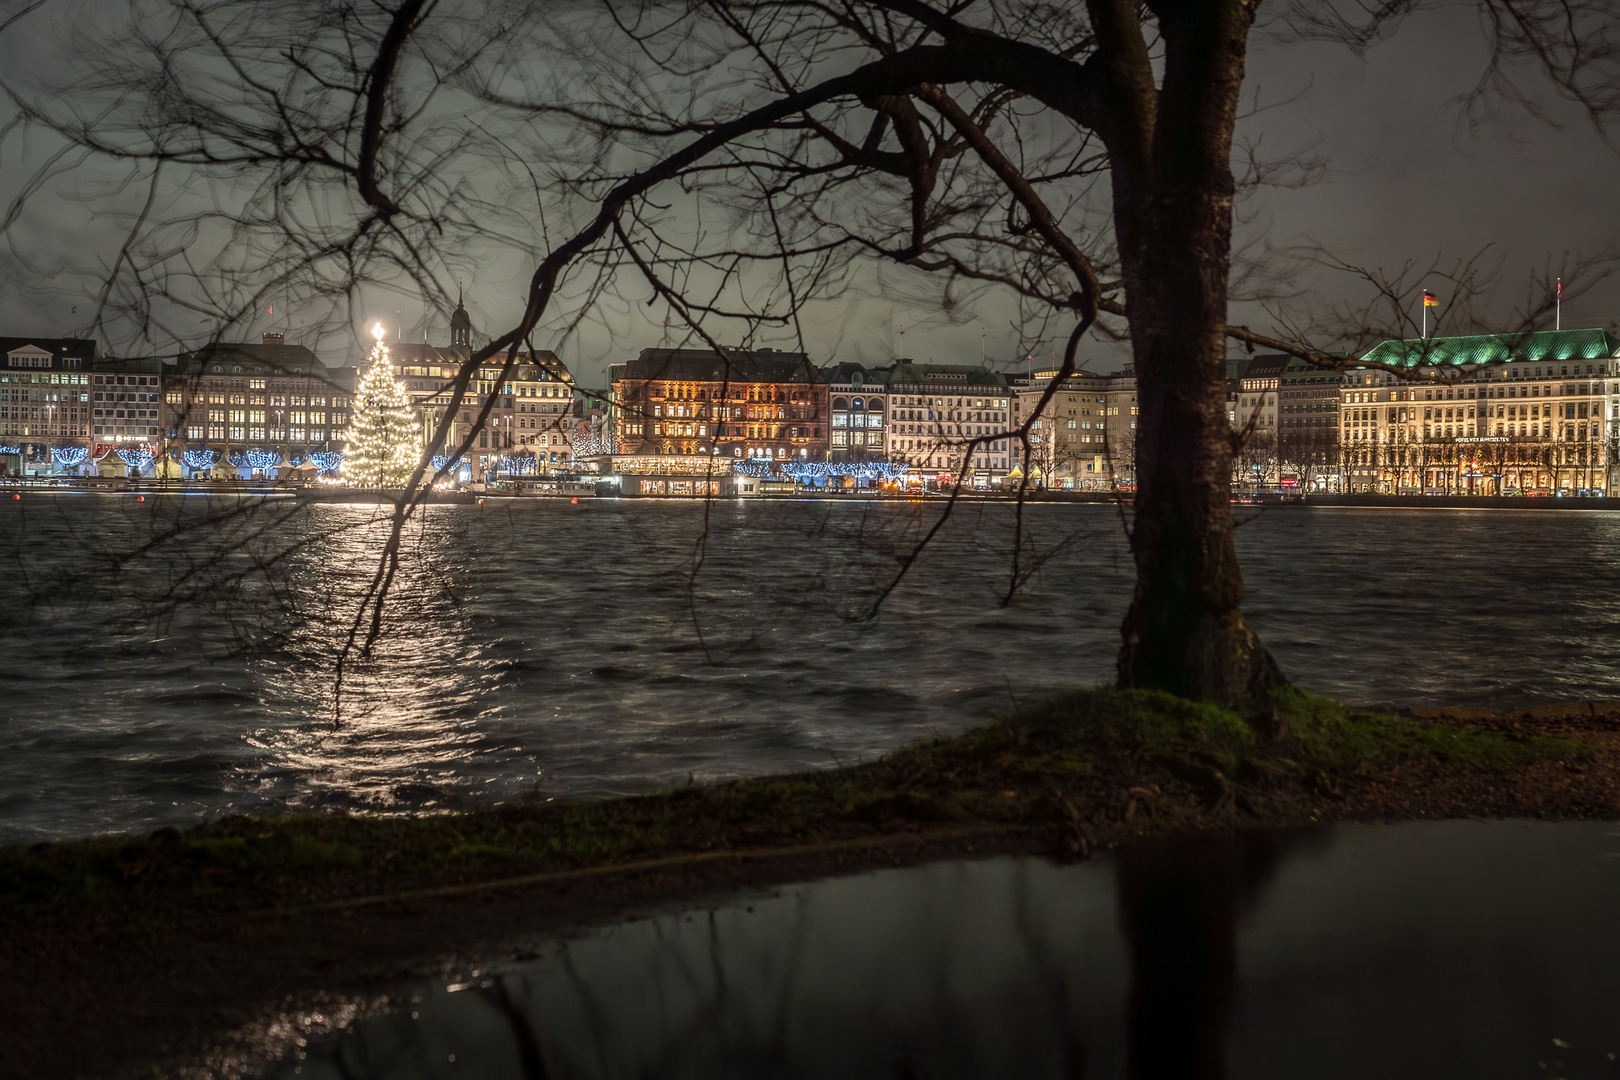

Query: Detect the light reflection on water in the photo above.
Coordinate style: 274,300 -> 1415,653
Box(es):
5,499 -> 1620,841
250,508 -> 504,813
254,820 -> 1620,1080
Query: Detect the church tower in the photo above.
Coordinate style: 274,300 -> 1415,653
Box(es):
450,286 -> 471,352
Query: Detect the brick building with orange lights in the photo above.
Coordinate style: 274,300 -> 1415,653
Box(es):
612,347 -> 828,462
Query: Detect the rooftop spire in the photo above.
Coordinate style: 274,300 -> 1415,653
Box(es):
450,283 -> 471,350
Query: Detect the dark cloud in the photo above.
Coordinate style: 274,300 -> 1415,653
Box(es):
0,3 -> 1613,381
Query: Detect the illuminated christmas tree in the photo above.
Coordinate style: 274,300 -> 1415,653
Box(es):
342,324 -> 418,487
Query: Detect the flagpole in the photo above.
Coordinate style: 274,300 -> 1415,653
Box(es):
1557,277 -> 1562,331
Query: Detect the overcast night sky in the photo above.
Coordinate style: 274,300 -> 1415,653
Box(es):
0,2 -> 1615,383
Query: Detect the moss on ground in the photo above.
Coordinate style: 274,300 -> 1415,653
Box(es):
0,687 -> 1588,917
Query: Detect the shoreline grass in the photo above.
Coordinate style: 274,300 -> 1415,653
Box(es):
4,687 -> 1611,1080
0,687 -> 1590,918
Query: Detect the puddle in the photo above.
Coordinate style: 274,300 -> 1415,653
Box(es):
257,820 -> 1620,1078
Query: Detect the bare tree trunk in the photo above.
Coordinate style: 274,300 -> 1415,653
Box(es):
1106,0 -> 1283,705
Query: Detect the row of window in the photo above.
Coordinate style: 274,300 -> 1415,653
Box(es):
831,431 -> 881,446
0,372 -> 87,384
166,393 -> 341,407
1347,402 -> 1613,425
174,427 -> 339,443
0,389 -> 86,402
640,384 -> 816,404
643,423 -> 822,439
889,396 -> 1011,408
1343,363 -> 1613,389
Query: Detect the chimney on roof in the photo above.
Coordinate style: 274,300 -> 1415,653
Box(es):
262,332 -> 285,346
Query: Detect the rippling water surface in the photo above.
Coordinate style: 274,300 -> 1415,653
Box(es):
4,495 -> 1620,841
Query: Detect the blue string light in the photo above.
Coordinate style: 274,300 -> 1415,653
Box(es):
732,460 -> 909,482
496,454 -> 539,475
180,448 -> 220,469
115,446 -> 155,468
244,448 -> 281,471
0,444 -> 23,455
51,447 -> 88,467
308,450 -> 343,475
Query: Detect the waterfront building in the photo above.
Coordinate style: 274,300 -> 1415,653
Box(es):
164,333 -> 350,479
612,347 -> 828,462
884,362 -> 1012,486
0,336 -> 95,477
93,356 -> 165,443
1229,354 -> 1287,492
1341,329 -> 1620,494
386,299 -> 573,481
824,362 -> 888,465
1275,357 -> 1345,492
1011,367 -> 1137,489
1010,368 -> 1111,489
93,356 -> 170,477
1231,353 -> 1286,436
595,452 -> 736,497
393,344 -> 572,477
1098,370 -> 1139,486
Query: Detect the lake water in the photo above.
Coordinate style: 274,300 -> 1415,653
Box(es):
5,496 -> 1620,842
256,820 -> 1620,1079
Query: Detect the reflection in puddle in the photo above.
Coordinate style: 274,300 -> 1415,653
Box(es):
257,820 -> 1620,1079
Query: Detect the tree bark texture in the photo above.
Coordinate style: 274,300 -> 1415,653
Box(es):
1095,0 -> 1285,703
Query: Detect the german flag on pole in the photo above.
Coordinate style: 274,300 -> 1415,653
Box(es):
1422,291 -> 1439,307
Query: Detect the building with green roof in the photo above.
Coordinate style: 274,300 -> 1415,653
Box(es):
1338,328 -> 1620,495
1357,329 -> 1620,371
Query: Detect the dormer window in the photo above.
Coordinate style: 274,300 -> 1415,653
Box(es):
7,345 -> 52,368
